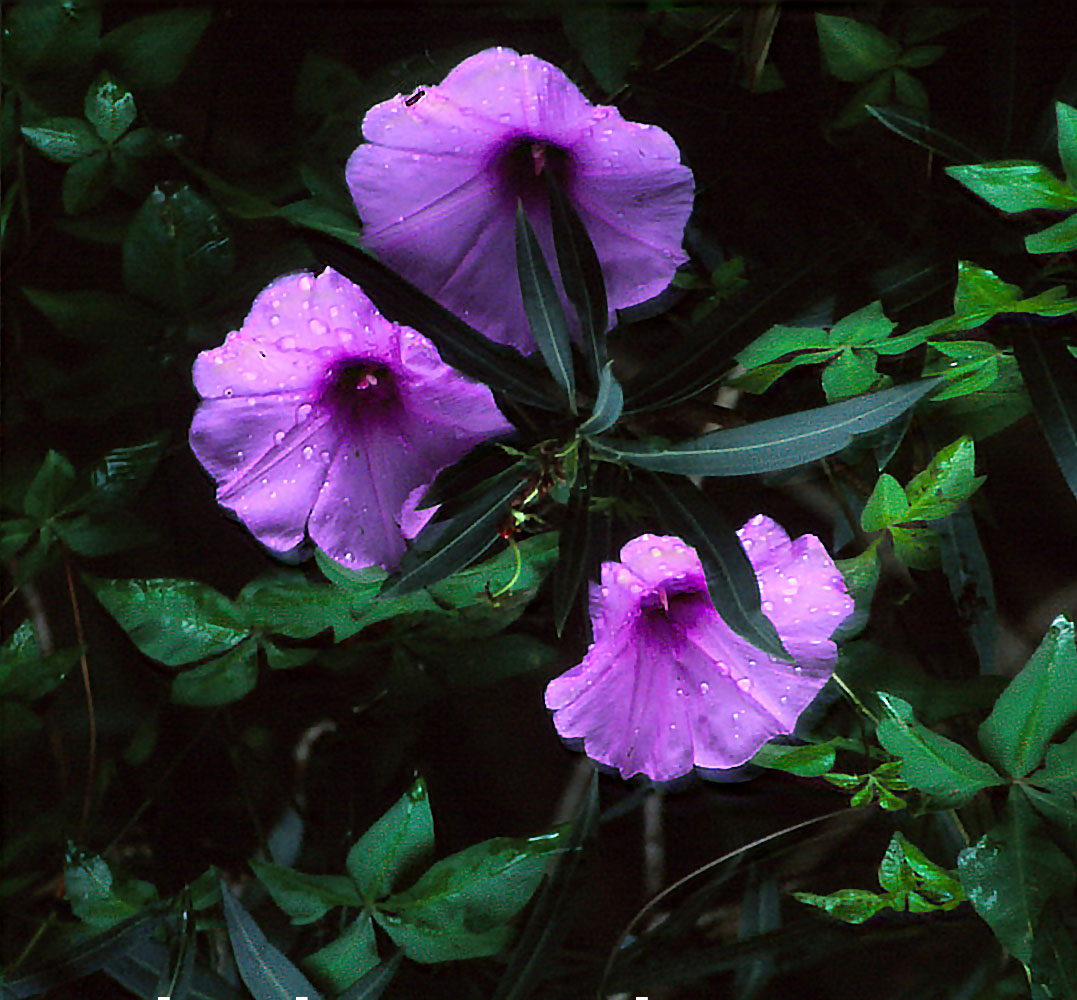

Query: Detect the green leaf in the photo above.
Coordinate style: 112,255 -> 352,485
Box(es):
3,0 -> 101,75
64,851 -> 155,930
829,300 -> 896,346
0,620 -> 80,701
834,539 -> 881,641
876,691 -> 1004,805
87,576 -> 249,666
946,161 -> 1077,212
643,474 -> 790,662
220,880 -> 322,1000
904,435 -> 984,520
309,237 -> 558,412
1029,731 -> 1077,792
596,379 -> 938,476
890,524 -> 939,569
347,776 -> 434,902
1025,212 -> 1077,254
101,8 -> 212,91
515,201 -> 576,411
338,953 -> 401,1000
409,634 -> 556,688
279,198 -> 364,248
951,262 -> 1077,325
241,576 -> 356,641
897,44 -> 945,69
821,348 -> 880,402
376,829 -> 566,963
22,287 -> 162,343
1030,901 -> 1077,1000
937,506 -> 998,674
546,169 -> 607,380
61,149 -> 111,214
552,470 -> 593,636
979,615 -> 1077,778
876,832 -> 964,911
303,914 -> 379,994
123,186 -> 234,313
1056,101 -> 1077,187
816,14 -> 901,82
958,792 -> 1076,964
861,473 -> 908,531
251,861 -> 363,926
865,105 -> 986,164
20,117 -> 103,164
578,362 -> 623,437
1012,330 -> 1077,500
751,741 -> 837,777
892,69 -> 928,111
793,888 -> 889,924
562,4 -> 645,92
86,435 -> 168,503
170,639 -> 258,706
84,73 -> 135,144
735,324 -> 833,370
23,450 -> 76,520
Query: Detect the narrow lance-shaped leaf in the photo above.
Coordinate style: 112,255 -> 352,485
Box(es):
578,362 -> 623,437
515,201 -> 576,411
642,473 -> 791,661
598,379 -> 938,477
1012,329 -> 1077,501
865,105 -> 986,164
546,169 -> 608,381
552,460 -> 592,636
415,439 -> 521,511
308,236 -> 558,412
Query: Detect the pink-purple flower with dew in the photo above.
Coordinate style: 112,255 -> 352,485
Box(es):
545,518 -> 854,782
189,268 -> 512,569
346,46 -> 694,354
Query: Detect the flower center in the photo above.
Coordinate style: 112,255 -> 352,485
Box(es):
639,582 -> 707,633
495,136 -> 573,210
320,357 -> 397,424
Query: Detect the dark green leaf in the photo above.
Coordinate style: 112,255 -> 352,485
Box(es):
493,771 -> 599,1000
1029,731 -> 1077,792
303,914 -> 379,994
87,576 -> 249,666
876,691 -> 1003,805
23,450 -> 76,520
515,201 -> 575,411
427,458 -> 530,526
578,363 -> 623,437
978,615 -> 1077,778
958,792 -> 1076,964
22,287 -> 162,343
1012,330 -> 1077,500
860,473 -> 908,531
938,506 -> 997,674
337,953 -> 402,1000
308,237 -> 558,411
643,474 -> 790,661
346,776 -> 434,902
562,5 -> 645,92
101,9 -> 212,91
104,932 -> 243,1000
598,379 -> 938,476
170,640 -> 258,706
250,861 -> 363,926
552,468 -> 592,636
815,14 -> 901,82
3,0 -> 100,76
751,741 -> 837,777
414,440 -> 522,512
61,150 -> 112,214
21,117 -> 103,164
834,540 -> 880,641
1057,101 -> 1077,187
87,435 -> 168,504
279,199 -> 364,248
84,73 -> 136,144
1030,900 -> 1077,1000
54,509 -> 156,556
123,186 -> 234,313
0,620 -> 80,701
546,169 -> 607,380
409,634 -> 556,688
220,880 -> 322,1000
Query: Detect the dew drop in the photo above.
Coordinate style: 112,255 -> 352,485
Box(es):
276,336 -> 296,350
699,681 -> 710,695
297,403 -> 313,420
320,450 -> 331,462
299,275 -> 313,292
650,546 -> 663,558
737,677 -> 752,692
302,446 -> 314,460
309,318 -> 328,336
747,658 -> 757,668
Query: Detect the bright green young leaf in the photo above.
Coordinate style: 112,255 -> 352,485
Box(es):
860,473 -> 908,531
890,524 -> 940,569
821,348 -> 880,401
87,576 -> 249,666
793,888 -> 889,924
816,14 -> 901,82
84,74 -> 136,144
1025,212 -> 1077,254
101,8 -> 213,91
21,118 -> 103,164
834,539 -> 880,640
750,741 -> 837,777
904,436 -> 984,520
23,450 -> 77,521
0,620 -> 80,702
735,324 -> 833,370
376,829 -> 566,963
65,851 -> 156,930
876,691 -> 1004,805
303,913 -> 380,995
958,792 -> 1076,965
829,300 -> 896,346
877,833 -> 964,912
347,777 -> 434,902
1056,101 -> 1077,187
220,880 -> 322,1000
951,262 -> 1077,326
946,161 -> 1077,213
170,639 -> 258,706
979,615 -> 1077,778
250,861 -> 363,926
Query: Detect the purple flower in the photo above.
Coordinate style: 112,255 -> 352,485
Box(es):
189,268 -> 512,568
545,518 -> 854,782
346,47 -> 694,353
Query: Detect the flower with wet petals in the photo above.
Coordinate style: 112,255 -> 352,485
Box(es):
545,518 -> 854,781
347,46 -> 694,353
189,268 -> 512,568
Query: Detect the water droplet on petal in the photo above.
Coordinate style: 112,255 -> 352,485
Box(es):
297,403 -> 313,420
273,430 -> 285,444
699,681 -> 710,695
276,336 -> 296,350
650,546 -> 662,558
737,677 -> 752,691
302,446 -> 314,460
309,318 -> 328,336
320,450 -> 331,462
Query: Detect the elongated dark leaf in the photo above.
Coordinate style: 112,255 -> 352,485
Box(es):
938,506 -> 997,674
578,362 -> 624,437
381,474 -> 526,596
307,237 -> 557,411
546,170 -> 608,380
643,473 -> 790,661
492,770 -> 600,1000
552,460 -> 593,636
623,239 -> 862,413
597,380 -> 938,476
516,201 -> 576,410
2,904 -> 168,999
428,459 -> 531,525
338,952 -> 402,1000
220,881 -> 321,1000
1012,330 -> 1077,500
416,439 -> 521,511
865,105 -> 987,164
105,935 -> 243,1000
